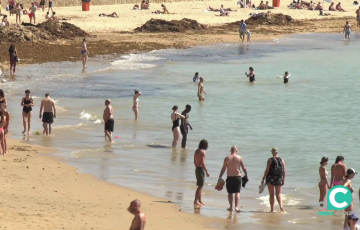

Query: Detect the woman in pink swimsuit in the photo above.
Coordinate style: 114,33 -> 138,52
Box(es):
318,157 -> 330,207
330,156 -> 346,187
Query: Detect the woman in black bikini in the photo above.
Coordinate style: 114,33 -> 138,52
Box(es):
245,67 -> 256,83
261,147 -> 286,213
171,105 -> 185,148
21,89 -> 34,135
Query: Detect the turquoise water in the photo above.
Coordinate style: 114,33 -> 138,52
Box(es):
4,33 -> 360,229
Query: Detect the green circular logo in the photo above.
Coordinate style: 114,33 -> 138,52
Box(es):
327,185 -> 353,210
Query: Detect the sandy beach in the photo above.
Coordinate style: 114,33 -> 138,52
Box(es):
1,138 -> 220,229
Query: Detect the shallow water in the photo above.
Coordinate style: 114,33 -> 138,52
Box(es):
5,33 -> 360,229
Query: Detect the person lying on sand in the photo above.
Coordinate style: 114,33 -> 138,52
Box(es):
0,15 -> 9,27
336,2 -> 346,11
265,1 -> 274,9
329,2 -> 336,11
141,0 -> 149,9
99,12 -> 119,17
209,5 -> 236,11
220,5 -> 229,16
51,12 -> 69,20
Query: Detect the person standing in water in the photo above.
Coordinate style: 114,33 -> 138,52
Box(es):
344,21 -> 351,41
1,104 -> 10,155
132,90 -> 141,121
197,77 -> 206,101
171,105 -> 185,148
339,168 -> 357,229
39,93 -> 56,136
356,6 -> 360,28
127,199 -> 146,230
180,104 -> 193,149
81,38 -> 89,69
193,72 -> 199,82
261,147 -> 285,213
103,99 -> 114,143
218,146 -> 248,212
21,89 -> 34,135
277,71 -> 291,83
318,157 -> 330,207
194,139 -> 209,206
330,156 -> 346,187
245,67 -> 256,83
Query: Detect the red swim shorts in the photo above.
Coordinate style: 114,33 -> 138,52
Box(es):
29,13 -> 34,19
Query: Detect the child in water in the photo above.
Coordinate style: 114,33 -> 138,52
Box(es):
246,30 -> 251,42
193,72 -> 199,82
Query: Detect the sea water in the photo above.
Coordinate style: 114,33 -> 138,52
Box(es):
5,33 -> 360,229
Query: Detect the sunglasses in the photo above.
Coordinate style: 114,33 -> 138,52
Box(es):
351,219 -> 359,221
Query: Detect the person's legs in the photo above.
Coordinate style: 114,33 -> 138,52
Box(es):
180,127 -> 187,148
318,182 -> 326,206
28,111 -> 32,135
13,62 -> 16,74
275,185 -> 285,212
194,186 -> 202,205
105,130 -> 113,142
132,106 -> 139,120
34,14 -> 36,24
267,184 -> 275,212
84,54 -> 88,68
22,111 -> 27,133
43,122 -> 48,135
234,192 -> 240,211
227,193 -> 233,211
4,132 -> 7,155
0,131 -> 4,155
82,54 -> 85,68
172,128 -> 180,147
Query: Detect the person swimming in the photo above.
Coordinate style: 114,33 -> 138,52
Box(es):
245,67 -> 256,83
277,71 -> 291,83
193,72 -> 199,82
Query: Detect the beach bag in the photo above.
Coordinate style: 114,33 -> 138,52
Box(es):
271,157 -> 283,176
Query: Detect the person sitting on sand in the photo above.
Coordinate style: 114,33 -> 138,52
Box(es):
265,1 -> 274,9
1,15 -> 9,27
258,0 -> 267,9
329,2 -> 336,11
45,11 -> 51,20
141,0 -> 149,9
308,1 -> 315,10
133,4 -> 139,10
247,0 -> 255,8
315,2 -> 323,10
161,4 -> 169,14
336,2 -> 346,11
219,5 -> 229,16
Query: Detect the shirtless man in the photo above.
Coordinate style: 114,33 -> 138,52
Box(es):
218,146 -> 248,212
197,77 -> 206,101
103,99 -> 114,143
194,139 -> 209,206
39,93 -> 56,136
180,104 -> 193,149
128,199 -> 146,230
356,6 -> 360,27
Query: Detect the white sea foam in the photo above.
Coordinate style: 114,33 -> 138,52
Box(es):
71,149 -> 102,158
53,123 -> 87,130
257,194 -> 302,207
109,53 -> 164,71
79,110 -> 102,123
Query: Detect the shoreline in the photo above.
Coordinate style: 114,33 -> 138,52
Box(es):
2,137 -> 221,229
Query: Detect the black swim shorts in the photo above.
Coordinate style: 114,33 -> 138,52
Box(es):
42,112 -> 54,124
105,119 -> 114,132
226,176 -> 242,194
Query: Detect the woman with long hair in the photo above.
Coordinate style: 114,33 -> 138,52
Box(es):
171,105 -> 185,147
318,157 -> 330,207
330,156 -> 346,188
132,90 -> 141,121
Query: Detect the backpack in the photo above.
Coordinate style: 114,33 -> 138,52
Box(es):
271,157 -> 283,176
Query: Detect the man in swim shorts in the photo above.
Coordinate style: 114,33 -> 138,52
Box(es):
180,104 -> 193,149
218,146 -> 248,212
239,20 -> 247,42
343,21 -> 351,41
194,139 -> 209,206
29,2 -> 37,24
39,93 -> 56,136
103,99 -> 114,143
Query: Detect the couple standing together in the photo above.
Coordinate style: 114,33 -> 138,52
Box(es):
171,105 -> 192,148
194,144 -> 286,213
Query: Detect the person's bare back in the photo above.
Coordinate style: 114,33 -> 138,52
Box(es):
128,200 -> 146,230
194,149 -> 206,168
225,154 -> 242,177
103,103 -> 113,122
41,97 -> 55,113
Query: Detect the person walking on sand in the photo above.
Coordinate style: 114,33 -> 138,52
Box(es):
2,104 -> 10,155
277,71 -> 291,83
239,20 -> 247,42
194,139 -> 209,206
260,147 -> 286,213
39,93 -> 56,136
15,3 -> 22,25
245,67 -> 256,83
9,44 -> 17,75
81,38 -> 89,69
330,156 -> 346,187
29,2 -> 37,25
171,105 -> 185,147
344,21 -> 351,41
180,104 -> 193,149
128,199 -> 146,230
47,0 -> 54,13
218,146 -> 248,212
132,90 -> 141,121
318,157 -> 330,207
21,89 -> 34,135
339,168 -> 357,229
103,99 -> 114,143
197,77 -> 206,101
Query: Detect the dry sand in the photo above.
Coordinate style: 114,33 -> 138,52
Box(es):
0,138 -> 220,229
